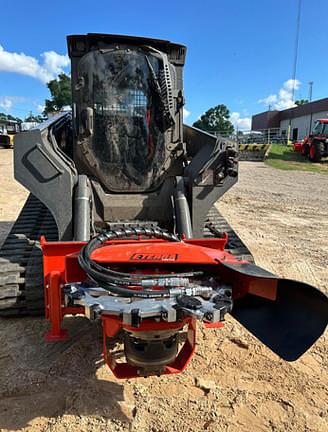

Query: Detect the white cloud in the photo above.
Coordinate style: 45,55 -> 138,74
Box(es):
259,79 -> 300,110
0,97 -> 13,111
0,45 -> 69,84
37,104 -> 45,113
230,112 -> 251,131
259,94 -> 277,105
183,108 -> 190,119
284,79 -> 299,91
41,51 -> 70,80
0,95 -> 26,112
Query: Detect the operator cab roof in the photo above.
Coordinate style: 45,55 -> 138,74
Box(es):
67,33 -> 187,65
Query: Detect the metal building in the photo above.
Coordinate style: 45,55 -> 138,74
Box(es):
251,97 -> 328,142
0,119 -> 20,135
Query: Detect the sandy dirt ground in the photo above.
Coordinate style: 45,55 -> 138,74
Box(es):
0,149 -> 327,432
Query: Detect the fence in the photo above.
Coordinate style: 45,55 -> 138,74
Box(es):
201,129 -> 285,144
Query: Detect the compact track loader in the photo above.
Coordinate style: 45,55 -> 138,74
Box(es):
0,34 -> 327,378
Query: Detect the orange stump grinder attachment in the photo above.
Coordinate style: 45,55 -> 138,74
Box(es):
42,227 -> 328,379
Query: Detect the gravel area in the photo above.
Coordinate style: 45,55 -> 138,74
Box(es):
0,150 -> 327,432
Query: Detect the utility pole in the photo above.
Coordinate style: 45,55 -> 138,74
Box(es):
308,82 -> 313,134
288,0 -> 302,145
291,0 -> 302,103
268,105 -> 271,144
308,81 -> 313,102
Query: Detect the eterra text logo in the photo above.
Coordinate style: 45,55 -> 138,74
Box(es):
129,253 -> 178,261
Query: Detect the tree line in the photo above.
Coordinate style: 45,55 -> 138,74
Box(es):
1,73 -> 72,124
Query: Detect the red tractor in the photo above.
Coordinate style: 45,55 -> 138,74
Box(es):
294,119 -> 328,162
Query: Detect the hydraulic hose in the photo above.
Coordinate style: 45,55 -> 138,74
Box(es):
78,226 -> 203,297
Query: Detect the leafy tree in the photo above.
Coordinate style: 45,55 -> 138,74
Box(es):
193,104 -> 234,136
295,99 -> 309,106
44,73 -> 72,114
0,112 -> 22,123
24,112 -> 46,123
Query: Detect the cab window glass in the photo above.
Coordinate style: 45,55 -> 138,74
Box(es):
322,123 -> 328,135
312,121 -> 323,135
78,49 -> 166,192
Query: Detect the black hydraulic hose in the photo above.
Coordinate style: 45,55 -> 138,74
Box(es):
89,258 -> 202,280
78,226 -> 203,297
79,252 -> 169,297
80,226 -> 180,283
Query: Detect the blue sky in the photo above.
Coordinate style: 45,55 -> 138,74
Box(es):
1,0 -> 327,129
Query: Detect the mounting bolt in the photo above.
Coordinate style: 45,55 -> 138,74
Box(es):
204,312 -> 213,321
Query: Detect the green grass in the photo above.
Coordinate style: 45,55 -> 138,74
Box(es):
265,144 -> 328,175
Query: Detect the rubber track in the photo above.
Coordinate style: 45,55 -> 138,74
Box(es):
0,194 -> 58,317
203,207 -> 254,263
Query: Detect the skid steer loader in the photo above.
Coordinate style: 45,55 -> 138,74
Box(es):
0,34 -> 326,378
